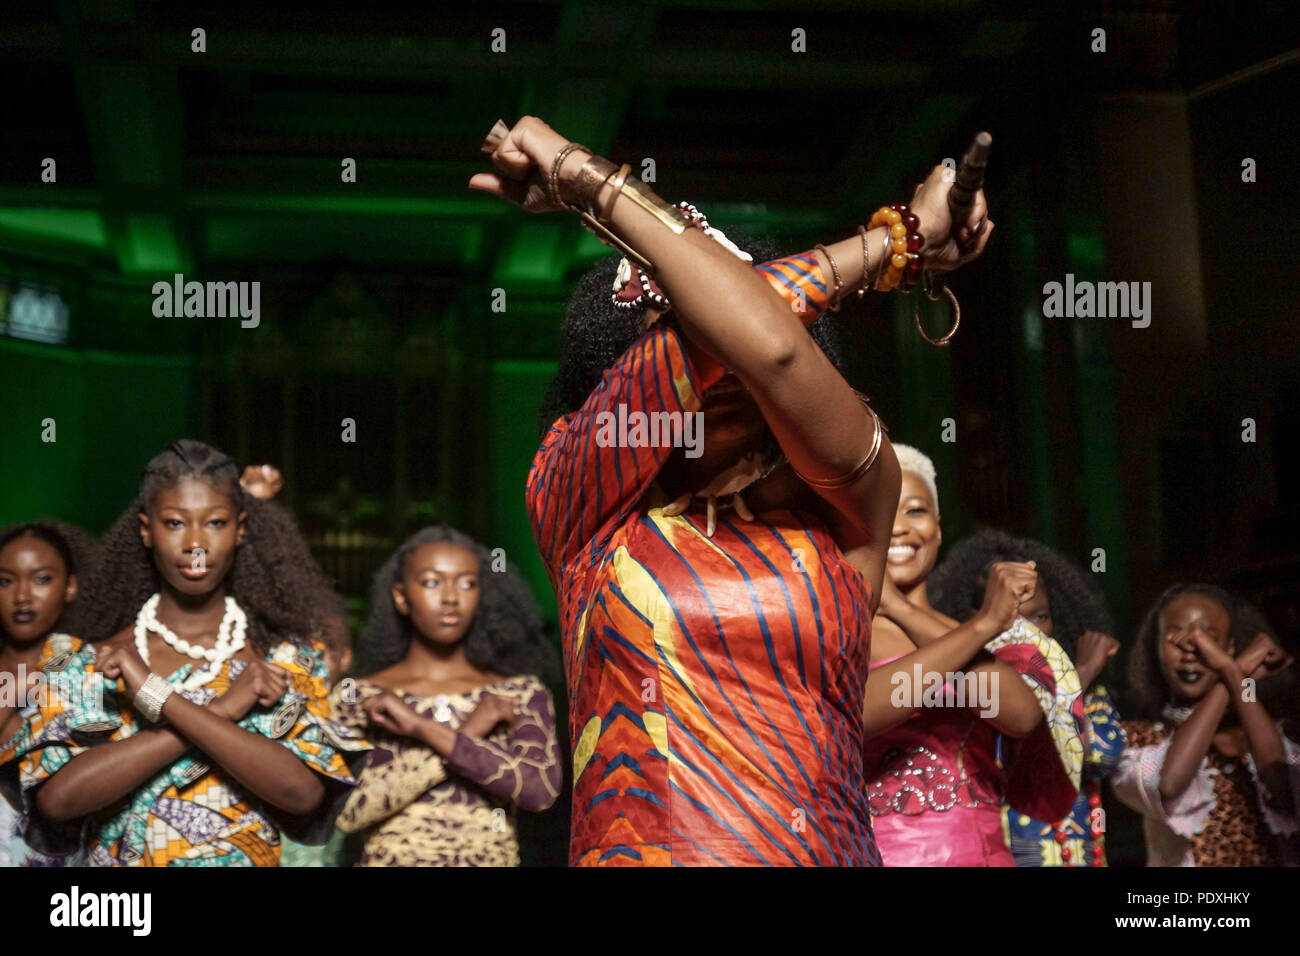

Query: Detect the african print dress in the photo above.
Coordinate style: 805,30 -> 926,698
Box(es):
15,639 -> 370,866
1112,718 -> 1300,866
330,675 -> 561,866
862,619 -> 1086,866
528,251 -> 882,866
0,633 -> 82,866
1003,684 -> 1125,866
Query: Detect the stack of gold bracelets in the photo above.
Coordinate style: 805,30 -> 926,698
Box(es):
545,142 -> 689,273
481,119 -> 957,346
816,202 -> 960,346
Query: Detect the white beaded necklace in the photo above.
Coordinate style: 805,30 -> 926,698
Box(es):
134,593 -> 248,692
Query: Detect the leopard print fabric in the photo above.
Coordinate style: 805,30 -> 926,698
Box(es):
1121,720 -> 1281,866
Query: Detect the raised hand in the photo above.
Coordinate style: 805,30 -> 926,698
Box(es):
96,644 -> 152,697
468,116 -> 573,212
1237,632 -> 1292,682
1077,630 -> 1120,670
907,164 -> 994,274
1188,629 -> 1238,678
974,561 -> 1038,636
239,464 -> 283,500
459,692 -> 519,739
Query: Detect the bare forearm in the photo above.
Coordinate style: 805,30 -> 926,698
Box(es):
863,618 -> 999,734
814,231 -> 891,299
162,695 -> 324,815
885,600 -> 963,648
1076,660 -> 1104,691
36,727 -> 190,820
1222,666 -> 1291,810
564,155 -> 891,522
1160,684 -> 1228,799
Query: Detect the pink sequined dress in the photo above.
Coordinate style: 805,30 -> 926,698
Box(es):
862,619 -> 1086,866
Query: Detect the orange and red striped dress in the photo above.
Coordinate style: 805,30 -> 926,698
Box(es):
527,253 -> 881,866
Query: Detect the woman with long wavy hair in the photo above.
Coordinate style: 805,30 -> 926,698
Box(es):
330,526 -> 561,866
15,439 -> 369,866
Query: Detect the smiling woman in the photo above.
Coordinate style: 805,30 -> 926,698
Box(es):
1113,584 -> 1298,866
862,444 -> 1087,866
11,439 -> 370,867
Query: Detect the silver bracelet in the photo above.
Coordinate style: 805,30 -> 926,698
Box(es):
135,672 -> 174,723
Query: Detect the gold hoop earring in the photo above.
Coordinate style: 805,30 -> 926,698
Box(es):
914,284 -> 960,346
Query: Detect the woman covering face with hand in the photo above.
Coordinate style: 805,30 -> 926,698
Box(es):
474,114 -> 991,866
1112,585 -> 1297,866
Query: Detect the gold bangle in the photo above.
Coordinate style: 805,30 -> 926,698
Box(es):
598,163 -> 631,224
793,403 -> 884,490
815,243 -> 843,312
549,143 -> 590,207
569,155 -> 618,212
620,178 -> 688,235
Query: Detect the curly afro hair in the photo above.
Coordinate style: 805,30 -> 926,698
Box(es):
0,519 -> 100,636
74,438 -> 339,653
1126,582 -> 1235,720
538,233 -> 846,435
928,527 -> 1113,660
359,525 -> 557,682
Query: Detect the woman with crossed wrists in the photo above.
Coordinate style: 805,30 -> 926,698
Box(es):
862,447 -> 1087,866
472,115 -> 991,865
330,526 -> 561,867
1112,585 -> 1297,866
15,439 -> 368,866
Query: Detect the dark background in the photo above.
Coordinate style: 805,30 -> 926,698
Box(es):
2,0 -> 1297,866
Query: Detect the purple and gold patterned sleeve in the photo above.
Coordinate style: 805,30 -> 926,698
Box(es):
335,740 -> 449,834
525,253 -> 831,580
328,681 -> 450,833
443,677 -> 562,813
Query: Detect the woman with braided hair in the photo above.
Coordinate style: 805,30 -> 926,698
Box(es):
472,115 -> 992,865
15,439 -> 369,866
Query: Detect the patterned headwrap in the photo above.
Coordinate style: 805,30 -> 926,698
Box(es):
611,202 -> 754,310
